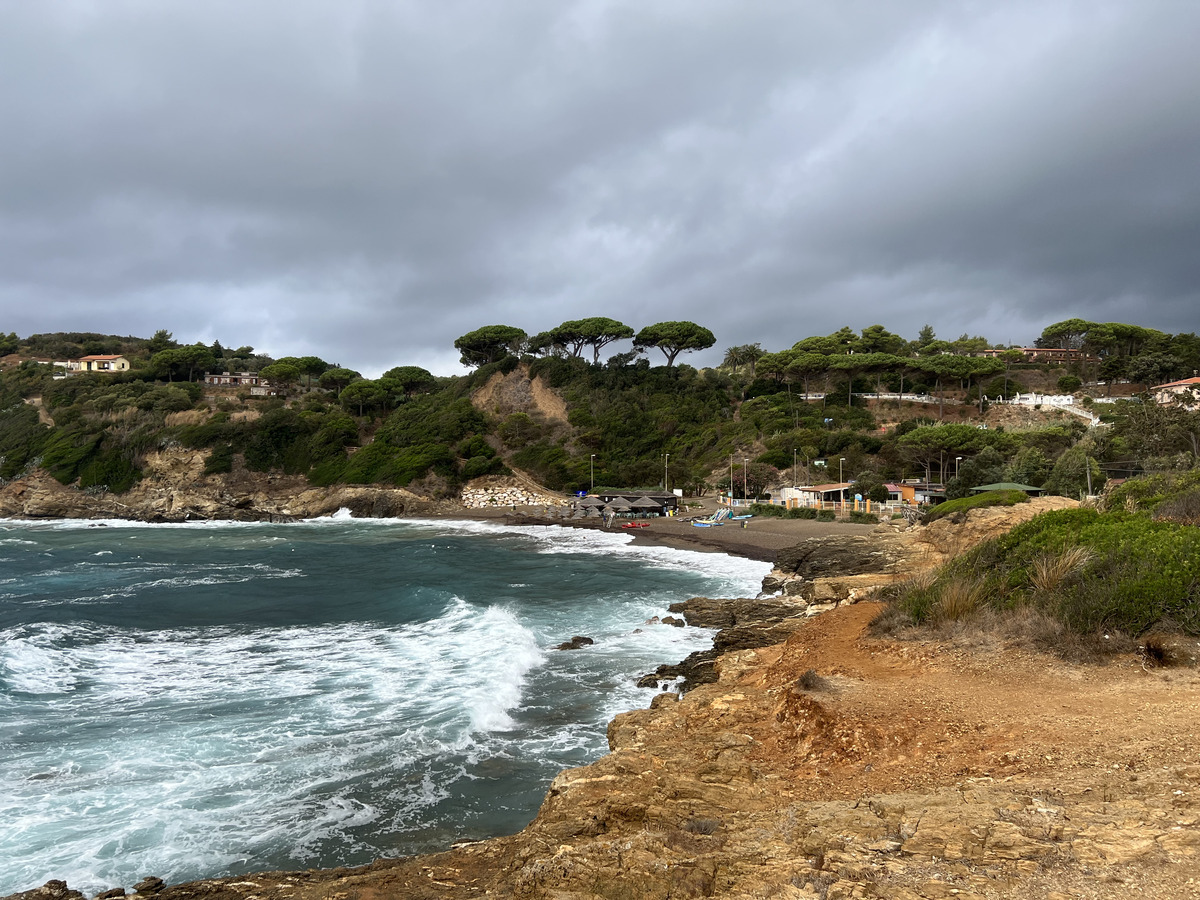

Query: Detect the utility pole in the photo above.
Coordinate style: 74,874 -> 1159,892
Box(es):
743,457 -> 749,502
664,453 -> 669,492
590,454 -> 595,492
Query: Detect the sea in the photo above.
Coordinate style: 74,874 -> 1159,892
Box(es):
0,513 -> 769,896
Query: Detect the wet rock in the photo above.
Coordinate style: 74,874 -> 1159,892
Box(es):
130,879 -> 163,896
667,596 -> 803,630
760,574 -> 786,594
95,890 -> 126,899
775,535 -> 902,578
661,615 -> 685,627
4,882 -> 86,900
556,635 -> 595,651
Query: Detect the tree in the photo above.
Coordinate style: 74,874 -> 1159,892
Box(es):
380,366 -> 437,396
1127,352 -> 1185,388
858,325 -> 907,356
150,344 -> 215,382
1036,318 -> 1096,350
339,380 -> 387,417
552,317 -> 635,363
633,321 -> 716,366
259,362 -> 302,393
897,423 -> 989,483
454,325 -> 527,367
1042,447 -> 1102,498
792,334 -> 840,355
526,330 -> 567,357
274,355 -> 329,389
0,331 -> 19,355
147,329 -> 177,354
916,324 -> 936,348
318,367 -> 361,393
784,352 -> 831,400
722,343 -> 765,377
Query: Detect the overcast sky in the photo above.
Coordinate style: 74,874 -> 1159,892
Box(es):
2,1 -> 1198,376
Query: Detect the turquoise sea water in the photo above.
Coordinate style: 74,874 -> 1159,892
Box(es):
0,514 -> 769,895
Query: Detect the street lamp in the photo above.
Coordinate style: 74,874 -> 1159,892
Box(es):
839,457 -> 846,510
955,456 -> 962,480
743,457 -> 749,502
590,454 -> 595,492
664,452 -> 669,492
792,448 -> 797,488
839,457 -> 845,484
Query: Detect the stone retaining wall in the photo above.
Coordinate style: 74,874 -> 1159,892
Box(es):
460,486 -> 569,509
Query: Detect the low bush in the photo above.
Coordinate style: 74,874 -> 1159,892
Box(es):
923,490 -> 1030,523
848,510 -> 879,524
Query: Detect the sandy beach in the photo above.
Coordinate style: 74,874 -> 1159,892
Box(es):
469,501 -> 880,563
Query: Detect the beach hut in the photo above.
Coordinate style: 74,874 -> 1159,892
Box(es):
604,498 -> 633,518
630,496 -> 663,516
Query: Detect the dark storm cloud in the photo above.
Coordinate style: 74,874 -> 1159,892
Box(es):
1,1 -> 1197,374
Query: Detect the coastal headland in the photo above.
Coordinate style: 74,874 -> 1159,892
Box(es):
4,476 -> 1199,899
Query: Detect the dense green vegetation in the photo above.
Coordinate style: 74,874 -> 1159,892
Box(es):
1,318 -> 1198,501
877,507 -> 1200,645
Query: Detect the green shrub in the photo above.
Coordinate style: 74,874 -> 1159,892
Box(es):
41,428 -> 103,484
817,509 -> 836,521
204,444 -> 235,476
923,490 -> 1030,522
883,508 -> 1200,641
848,510 -> 879,524
0,402 -> 50,478
78,452 -> 141,493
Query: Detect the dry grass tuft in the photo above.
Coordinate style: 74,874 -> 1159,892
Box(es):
796,669 -> 829,692
1029,546 -> 1094,594
165,409 -> 211,426
932,575 -> 986,624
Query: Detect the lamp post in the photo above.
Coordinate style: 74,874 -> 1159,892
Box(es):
590,454 -> 595,492
792,448 -> 797,488
839,457 -> 846,511
743,457 -> 749,503
729,453 -> 734,506
955,456 -> 962,480
664,453 -> 669,492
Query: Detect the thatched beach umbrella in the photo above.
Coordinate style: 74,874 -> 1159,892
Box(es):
579,496 -> 605,507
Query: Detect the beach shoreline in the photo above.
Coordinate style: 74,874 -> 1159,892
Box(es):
447,507 -> 879,564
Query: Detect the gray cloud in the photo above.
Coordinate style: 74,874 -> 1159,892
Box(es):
1,1 -> 1197,375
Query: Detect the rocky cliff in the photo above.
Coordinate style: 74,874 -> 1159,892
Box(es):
0,452 -> 454,522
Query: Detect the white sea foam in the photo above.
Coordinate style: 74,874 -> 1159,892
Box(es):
405,519 -> 770,598
0,597 -> 550,895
